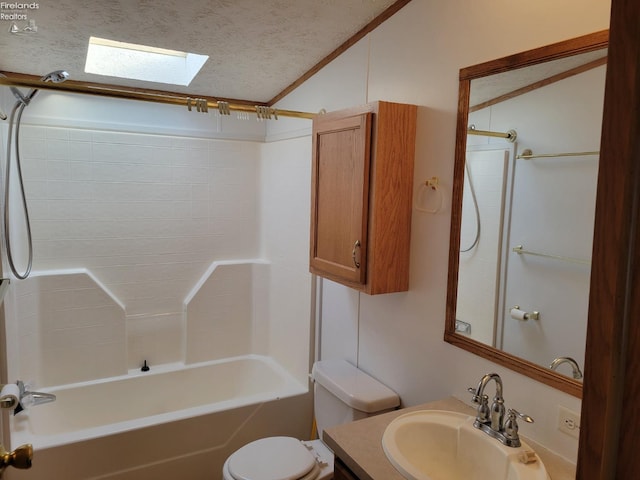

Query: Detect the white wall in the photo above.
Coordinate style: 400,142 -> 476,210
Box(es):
274,0 -> 611,463
259,137 -> 314,382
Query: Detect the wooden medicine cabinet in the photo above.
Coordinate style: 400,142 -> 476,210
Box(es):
309,101 -> 417,294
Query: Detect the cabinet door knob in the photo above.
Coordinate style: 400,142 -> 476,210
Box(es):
352,240 -> 361,268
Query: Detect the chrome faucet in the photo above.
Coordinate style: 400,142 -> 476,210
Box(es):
13,381 -> 56,415
468,373 -> 533,447
550,357 -> 583,379
473,373 -> 505,431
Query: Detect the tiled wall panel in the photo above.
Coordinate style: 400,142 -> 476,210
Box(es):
9,126 -> 263,383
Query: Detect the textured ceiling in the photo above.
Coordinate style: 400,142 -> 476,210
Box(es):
0,0 -> 400,103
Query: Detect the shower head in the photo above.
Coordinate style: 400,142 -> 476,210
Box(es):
41,70 -> 69,83
1,69 -> 69,110
19,69 -> 70,105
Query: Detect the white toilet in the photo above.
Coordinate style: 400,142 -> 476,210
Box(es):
222,359 -> 400,480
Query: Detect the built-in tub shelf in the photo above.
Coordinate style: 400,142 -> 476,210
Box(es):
0,278 -> 9,304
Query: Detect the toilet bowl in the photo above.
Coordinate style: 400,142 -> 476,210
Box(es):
222,437 -> 333,480
222,359 -> 399,480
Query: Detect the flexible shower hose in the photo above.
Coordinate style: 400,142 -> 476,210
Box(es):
460,160 -> 481,253
4,100 -> 34,279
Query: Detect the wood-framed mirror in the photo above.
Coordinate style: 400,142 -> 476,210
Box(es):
445,30 -> 609,397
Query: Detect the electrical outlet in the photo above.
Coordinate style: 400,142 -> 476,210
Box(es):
558,405 -> 581,438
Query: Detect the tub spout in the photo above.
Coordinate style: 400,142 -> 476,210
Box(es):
13,381 -> 56,415
21,391 -> 57,407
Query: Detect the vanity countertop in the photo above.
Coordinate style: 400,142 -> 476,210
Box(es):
323,396 -> 576,480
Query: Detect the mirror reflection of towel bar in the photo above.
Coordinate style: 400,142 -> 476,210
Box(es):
512,245 -> 591,266
516,148 -> 599,160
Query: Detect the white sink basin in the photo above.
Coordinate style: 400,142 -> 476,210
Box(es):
382,410 -> 549,480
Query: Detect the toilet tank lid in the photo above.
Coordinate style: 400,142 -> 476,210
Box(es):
312,360 -> 399,413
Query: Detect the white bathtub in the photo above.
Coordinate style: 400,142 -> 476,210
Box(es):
10,354 -> 307,451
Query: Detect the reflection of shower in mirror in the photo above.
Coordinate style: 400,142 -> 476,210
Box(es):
446,31 -> 608,397
460,161 -> 480,252
456,145 -> 513,347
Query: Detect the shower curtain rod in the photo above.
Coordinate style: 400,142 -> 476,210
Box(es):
0,76 -> 316,120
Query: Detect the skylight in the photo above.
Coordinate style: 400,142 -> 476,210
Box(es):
85,37 -> 209,86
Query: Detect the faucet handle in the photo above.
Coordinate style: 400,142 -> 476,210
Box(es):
467,387 -> 488,402
509,408 -> 534,424
467,387 -> 488,404
467,387 -> 478,402
504,408 -> 534,444
468,388 -> 490,422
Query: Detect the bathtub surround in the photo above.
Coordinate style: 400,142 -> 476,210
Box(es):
185,260 -> 271,364
9,261 -> 272,387
1,82 -> 313,478
10,270 -> 126,387
1,106 -> 312,382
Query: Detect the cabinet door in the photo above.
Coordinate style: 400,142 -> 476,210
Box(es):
334,457 -> 360,480
310,112 -> 372,285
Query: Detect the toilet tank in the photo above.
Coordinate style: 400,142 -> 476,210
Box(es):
311,360 -> 399,438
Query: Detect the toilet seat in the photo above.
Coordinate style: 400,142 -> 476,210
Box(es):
224,436 -> 322,480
